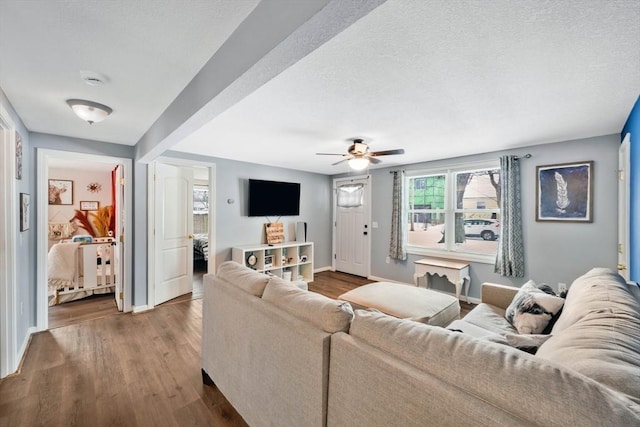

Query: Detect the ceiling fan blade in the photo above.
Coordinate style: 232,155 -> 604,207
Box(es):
332,158 -> 350,166
316,152 -> 346,156
369,157 -> 382,164
370,148 -> 405,157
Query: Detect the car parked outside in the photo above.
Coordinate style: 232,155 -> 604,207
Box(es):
463,219 -> 499,240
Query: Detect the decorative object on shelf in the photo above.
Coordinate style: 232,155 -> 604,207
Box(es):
296,221 -> 307,242
264,255 -> 274,268
283,270 -> 292,281
247,252 -> 257,268
15,131 -> 22,180
66,99 -> 113,124
20,193 -> 30,231
265,222 -> 284,244
87,182 -> 102,193
300,255 -> 308,263
48,179 -> 73,205
80,201 -> 99,211
536,161 -> 593,222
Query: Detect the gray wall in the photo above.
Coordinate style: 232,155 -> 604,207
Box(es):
355,134 -> 619,298
163,151 -> 333,271
1,88 -> 32,352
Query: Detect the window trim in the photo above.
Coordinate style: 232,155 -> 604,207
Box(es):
405,161 -> 500,264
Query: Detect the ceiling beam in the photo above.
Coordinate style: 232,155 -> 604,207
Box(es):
135,0 -> 388,163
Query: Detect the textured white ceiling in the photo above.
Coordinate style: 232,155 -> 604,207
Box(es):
1,1 -> 639,175
172,0 -> 640,174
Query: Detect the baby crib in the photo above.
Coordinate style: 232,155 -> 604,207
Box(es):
48,237 -> 117,305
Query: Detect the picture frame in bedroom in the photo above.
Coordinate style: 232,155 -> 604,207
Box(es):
20,193 -> 30,231
536,161 -> 593,222
48,179 -> 73,205
80,200 -> 99,211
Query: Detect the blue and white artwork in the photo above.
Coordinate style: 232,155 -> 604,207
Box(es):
536,161 -> 593,222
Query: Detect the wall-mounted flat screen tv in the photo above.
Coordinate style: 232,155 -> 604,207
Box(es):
248,179 -> 301,217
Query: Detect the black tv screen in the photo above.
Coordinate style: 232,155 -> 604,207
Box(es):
248,179 -> 301,217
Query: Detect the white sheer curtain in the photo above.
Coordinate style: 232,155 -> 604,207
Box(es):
389,170 -> 407,260
337,183 -> 364,207
495,155 -> 525,276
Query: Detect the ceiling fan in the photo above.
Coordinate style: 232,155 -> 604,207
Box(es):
316,139 -> 405,170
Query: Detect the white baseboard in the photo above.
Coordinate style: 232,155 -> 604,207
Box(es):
314,266 -> 332,273
15,326 -> 37,375
132,305 -> 152,314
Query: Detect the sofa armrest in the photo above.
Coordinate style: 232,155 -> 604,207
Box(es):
481,283 -> 519,310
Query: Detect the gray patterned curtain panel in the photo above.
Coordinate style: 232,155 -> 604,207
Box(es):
389,170 -> 407,261
495,155 -> 525,276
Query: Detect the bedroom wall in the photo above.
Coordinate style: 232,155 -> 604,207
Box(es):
344,134 -> 620,299
48,167 -> 113,238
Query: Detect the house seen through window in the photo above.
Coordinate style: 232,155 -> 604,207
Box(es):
406,164 -> 500,260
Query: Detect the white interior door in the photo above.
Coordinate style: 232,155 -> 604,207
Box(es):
618,135 -> 630,280
334,177 -> 370,277
154,163 -> 194,305
113,165 -> 124,311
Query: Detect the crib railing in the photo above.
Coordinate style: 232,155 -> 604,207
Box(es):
57,237 -> 116,296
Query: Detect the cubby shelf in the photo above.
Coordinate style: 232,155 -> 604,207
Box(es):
232,242 -> 314,283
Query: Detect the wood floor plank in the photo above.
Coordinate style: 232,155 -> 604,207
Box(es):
0,270 -> 475,426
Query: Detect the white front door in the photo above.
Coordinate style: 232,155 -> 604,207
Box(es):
334,177 -> 370,277
154,163 -> 194,305
618,135 -> 631,280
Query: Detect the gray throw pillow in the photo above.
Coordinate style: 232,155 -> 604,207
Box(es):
505,280 -> 565,334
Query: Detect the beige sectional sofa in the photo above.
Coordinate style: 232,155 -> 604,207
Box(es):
202,262 -> 640,426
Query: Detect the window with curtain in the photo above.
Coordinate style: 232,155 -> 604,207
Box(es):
406,163 -> 500,261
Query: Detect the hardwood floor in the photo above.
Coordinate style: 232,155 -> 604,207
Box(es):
48,293 -> 120,329
2,270 -> 475,426
1,299 -> 247,427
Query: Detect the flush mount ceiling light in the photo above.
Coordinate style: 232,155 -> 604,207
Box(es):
348,157 -> 369,171
66,99 -> 113,124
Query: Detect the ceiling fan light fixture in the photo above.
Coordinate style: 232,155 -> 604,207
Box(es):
348,157 -> 369,171
66,99 -> 113,124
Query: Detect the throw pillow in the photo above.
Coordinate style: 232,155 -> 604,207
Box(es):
505,280 -> 565,334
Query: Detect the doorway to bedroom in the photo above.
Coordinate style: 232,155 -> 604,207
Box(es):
36,149 -> 133,332
46,158 -> 121,328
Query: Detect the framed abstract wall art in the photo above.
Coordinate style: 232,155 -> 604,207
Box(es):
536,161 -> 593,222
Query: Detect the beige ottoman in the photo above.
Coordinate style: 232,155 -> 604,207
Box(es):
339,282 -> 460,326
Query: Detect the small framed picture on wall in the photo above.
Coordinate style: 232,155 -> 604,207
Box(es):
48,179 -> 73,205
20,193 -> 30,231
80,201 -> 99,211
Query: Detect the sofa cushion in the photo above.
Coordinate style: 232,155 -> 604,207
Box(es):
537,268 -> 640,404
263,276 -> 354,333
216,261 -> 270,297
505,280 -> 565,334
462,303 -> 517,335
